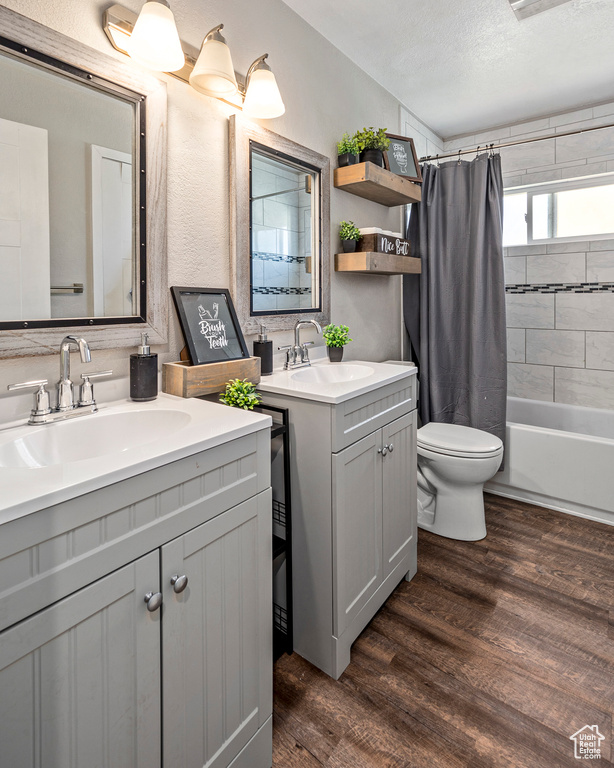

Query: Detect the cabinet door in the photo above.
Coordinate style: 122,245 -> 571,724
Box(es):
162,491 -> 272,768
0,552 -> 161,768
382,411 -> 417,580
332,431 -> 383,637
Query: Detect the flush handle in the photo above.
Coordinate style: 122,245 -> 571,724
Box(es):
144,591 -> 163,612
170,574 -> 189,594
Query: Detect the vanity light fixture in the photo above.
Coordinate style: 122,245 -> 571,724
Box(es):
103,3 -> 285,118
125,0 -> 185,72
242,55 -> 285,119
189,24 -> 238,98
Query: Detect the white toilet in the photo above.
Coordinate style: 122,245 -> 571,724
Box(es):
416,422 -> 503,541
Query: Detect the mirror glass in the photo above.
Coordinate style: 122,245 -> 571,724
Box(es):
0,42 -> 142,326
250,147 -> 320,314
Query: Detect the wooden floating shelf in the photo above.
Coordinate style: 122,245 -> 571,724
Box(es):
334,162 -> 422,206
162,356 -> 261,398
335,252 -> 422,276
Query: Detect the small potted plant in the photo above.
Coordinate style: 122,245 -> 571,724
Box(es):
339,220 -> 361,253
323,323 -> 352,363
354,127 -> 390,167
219,378 -> 262,410
336,133 -> 360,167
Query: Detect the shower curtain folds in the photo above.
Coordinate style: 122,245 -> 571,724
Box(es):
403,153 -> 507,449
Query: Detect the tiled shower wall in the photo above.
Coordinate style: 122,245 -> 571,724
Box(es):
444,102 -> 614,410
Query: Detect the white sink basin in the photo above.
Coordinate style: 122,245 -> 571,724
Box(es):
291,364 -> 374,384
0,409 -> 192,468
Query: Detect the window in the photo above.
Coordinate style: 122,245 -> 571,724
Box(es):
503,174 -> 614,247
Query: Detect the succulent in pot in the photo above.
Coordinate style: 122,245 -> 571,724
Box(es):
219,378 -> 262,410
323,323 -> 352,363
339,220 -> 361,253
336,133 -> 360,167
354,127 -> 390,167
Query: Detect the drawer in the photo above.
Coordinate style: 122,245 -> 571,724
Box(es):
0,431 -> 270,633
331,373 -> 416,452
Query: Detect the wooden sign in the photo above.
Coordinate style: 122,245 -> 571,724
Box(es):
384,134 -> 422,183
358,233 -> 411,257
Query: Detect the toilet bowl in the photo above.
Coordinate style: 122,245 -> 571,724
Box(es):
417,423 -> 503,541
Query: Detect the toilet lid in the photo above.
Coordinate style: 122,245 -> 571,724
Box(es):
417,422 -> 503,458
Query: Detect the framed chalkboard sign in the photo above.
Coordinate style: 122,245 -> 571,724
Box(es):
171,286 -> 249,365
383,134 -> 422,183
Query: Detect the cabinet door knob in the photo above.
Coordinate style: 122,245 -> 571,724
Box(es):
144,591 -> 163,612
170,574 -> 189,593
378,445 -> 388,456
387,443 -> 394,453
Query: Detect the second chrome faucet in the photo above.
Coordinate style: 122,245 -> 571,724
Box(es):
280,319 -> 322,370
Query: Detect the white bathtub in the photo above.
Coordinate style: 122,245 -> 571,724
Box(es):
486,397 -> 614,526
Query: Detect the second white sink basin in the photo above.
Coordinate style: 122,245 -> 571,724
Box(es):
0,408 -> 192,469
291,364 -> 374,384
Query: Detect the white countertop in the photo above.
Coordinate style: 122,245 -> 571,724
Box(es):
257,359 -> 416,404
0,394 -> 270,524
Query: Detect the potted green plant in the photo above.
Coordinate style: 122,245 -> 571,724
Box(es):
339,220 -> 361,253
336,133 -> 360,167
323,323 -> 352,363
219,378 -> 262,410
354,127 -> 390,167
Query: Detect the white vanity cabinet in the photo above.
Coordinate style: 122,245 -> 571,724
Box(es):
260,367 -> 417,679
0,426 -> 273,768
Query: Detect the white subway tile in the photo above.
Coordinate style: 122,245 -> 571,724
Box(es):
546,241 -> 590,254
592,103 -> 614,118
506,294 -> 555,329
555,367 -> 614,410
527,253 -> 586,284
549,108 -> 594,128
522,169 -> 562,185
472,127 -> 512,145
563,161 -> 609,178
507,329 -> 525,363
555,125 -> 614,163
509,118 -> 551,136
526,330 -> 585,368
586,332 -> 614,371
503,175 -> 524,188
589,239 -> 614,251
501,139 -> 555,174
586,252 -> 614,282
556,293 -> 614,331
507,244 -> 547,256
508,363 -> 554,401
504,256 -> 526,284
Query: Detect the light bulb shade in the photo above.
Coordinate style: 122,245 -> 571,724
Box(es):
242,68 -> 285,119
126,1 -> 185,72
189,38 -> 238,97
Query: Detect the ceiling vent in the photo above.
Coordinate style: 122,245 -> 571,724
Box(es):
509,0 -> 573,20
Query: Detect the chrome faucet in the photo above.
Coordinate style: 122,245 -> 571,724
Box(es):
7,335 -> 112,425
280,319 -> 322,370
58,336 -> 91,411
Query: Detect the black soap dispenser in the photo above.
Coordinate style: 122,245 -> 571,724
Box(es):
253,324 -> 273,376
130,332 -> 158,401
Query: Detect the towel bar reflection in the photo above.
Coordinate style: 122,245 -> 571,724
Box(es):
50,283 -> 84,295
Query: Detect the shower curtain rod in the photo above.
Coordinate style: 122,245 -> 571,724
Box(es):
419,120 -> 614,162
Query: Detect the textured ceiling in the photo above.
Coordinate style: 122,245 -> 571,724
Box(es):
280,0 -> 614,139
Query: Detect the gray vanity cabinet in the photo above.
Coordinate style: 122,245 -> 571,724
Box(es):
261,371 -> 418,680
0,430 -> 273,768
0,551 -> 162,768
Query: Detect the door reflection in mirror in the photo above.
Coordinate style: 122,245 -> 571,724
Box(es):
250,148 -> 319,315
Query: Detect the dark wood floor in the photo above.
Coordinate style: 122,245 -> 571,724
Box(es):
272,494 -> 614,767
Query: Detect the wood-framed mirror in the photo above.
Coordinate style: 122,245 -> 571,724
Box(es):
0,5 -> 167,358
229,115 -> 330,334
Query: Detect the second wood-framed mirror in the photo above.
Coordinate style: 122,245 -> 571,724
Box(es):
229,115 -> 330,334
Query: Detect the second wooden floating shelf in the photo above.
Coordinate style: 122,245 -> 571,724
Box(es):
334,162 -> 422,206
335,252 -> 422,275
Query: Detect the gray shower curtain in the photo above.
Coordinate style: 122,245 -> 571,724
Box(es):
403,153 -> 507,447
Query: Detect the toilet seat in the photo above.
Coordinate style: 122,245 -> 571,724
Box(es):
417,423 -> 503,459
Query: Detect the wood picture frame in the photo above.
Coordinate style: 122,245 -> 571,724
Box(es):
170,286 -> 249,366
383,134 -> 422,183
